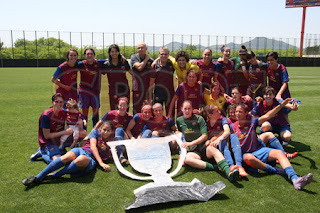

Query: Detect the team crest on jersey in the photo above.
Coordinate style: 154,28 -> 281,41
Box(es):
100,142 -> 107,151
219,100 -> 222,103
276,73 -> 279,76
121,66 -> 125,70
239,134 -> 245,140
71,74 -> 77,79
192,122 -> 196,126
256,68 -> 260,71
269,76 -> 276,82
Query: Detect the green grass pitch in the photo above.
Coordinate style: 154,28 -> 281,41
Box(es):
0,67 -> 319,212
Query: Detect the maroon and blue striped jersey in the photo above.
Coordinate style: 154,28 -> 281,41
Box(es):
175,82 -> 203,115
206,116 -> 228,139
151,60 -> 175,92
131,113 -> 148,137
145,116 -> 175,137
251,99 -> 290,127
230,118 -> 264,154
38,108 -> 66,149
53,61 -> 78,101
215,60 -> 234,92
62,109 -> 83,126
267,64 -> 291,99
101,110 -> 133,130
78,60 -> 102,95
82,129 -> 113,161
130,53 -> 154,92
102,59 -> 130,94
248,61 -> 268,86
197,59 -> 215,88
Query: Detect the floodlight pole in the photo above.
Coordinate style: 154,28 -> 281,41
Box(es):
299,6 -> 307,57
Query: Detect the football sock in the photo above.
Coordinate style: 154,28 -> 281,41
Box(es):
284,166 -> 298,182
218,159 -> 231,176
230,134 -> 243,167
264,164 -> 277,173
36,157 -> 64,180
92,114 -> 99,128
269,137 -> 285,154
53,161 -> 82,177
219,140 -> 233,167
205,162 -> 218,171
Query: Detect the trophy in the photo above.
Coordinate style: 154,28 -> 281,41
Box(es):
107,133 -> 226,210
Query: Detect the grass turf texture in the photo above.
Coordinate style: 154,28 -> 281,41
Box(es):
0,67 -> 319,212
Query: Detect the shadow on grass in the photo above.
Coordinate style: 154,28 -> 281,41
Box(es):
284,140 -> 311,153
24,168 -> 97,191
126,193 -> 229,212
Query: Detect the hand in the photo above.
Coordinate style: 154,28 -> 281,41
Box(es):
99,162 -> 111,172
190,59 -> 197,65
181,142 -> 191,149
217,57 -> 223,62
240,60 -> 245,66
83,120 -> 87,127
210,138 -> 221,148
120,54 -> 126,63
193,109 -> 200,115
224,93 -> 231,100
255,96 -> 263,103
197,80 -> 202,85
291,100 -> 299,111
281,98 -> 292,106
244,95 -> 252,102
64,85 -> 71,91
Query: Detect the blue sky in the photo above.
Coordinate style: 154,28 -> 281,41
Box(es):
2,0 -> 319,37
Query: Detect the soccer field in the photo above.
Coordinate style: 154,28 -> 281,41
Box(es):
0,67 -> 319,212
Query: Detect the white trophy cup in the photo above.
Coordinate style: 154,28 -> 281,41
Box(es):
107,133 -> 186,185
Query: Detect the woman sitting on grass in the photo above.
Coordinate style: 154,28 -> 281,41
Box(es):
231,101 -> 312,190
23,121 -> 116,186
177,101 -> 239,183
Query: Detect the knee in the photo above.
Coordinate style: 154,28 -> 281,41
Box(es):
74,155 -> 90,168
243,154 -> 256,164
115,128 -> 125,137
281,131 -> 292,142
152,131 -> 159,137
261,122 -> 272,132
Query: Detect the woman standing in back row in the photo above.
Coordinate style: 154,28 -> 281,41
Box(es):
102,44 -> 131,111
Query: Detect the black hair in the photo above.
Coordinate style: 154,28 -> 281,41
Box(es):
266,51 -> 278,60
175,51 -> 190,62
84,48 -> 95,56
108,44 -> 122,61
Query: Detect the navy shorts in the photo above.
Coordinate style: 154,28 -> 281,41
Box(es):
40,145 -> 62,164
79,92 -> 100,109
244,146 -> 273,163
69,148 -> 96,176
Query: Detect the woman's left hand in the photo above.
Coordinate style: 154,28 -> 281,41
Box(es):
100,162 -> 111,172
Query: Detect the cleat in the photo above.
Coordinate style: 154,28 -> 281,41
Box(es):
119,156 -> 128,166
30,148 -> 41,162
227,169 -> 239,183
274,167 -> 286,176
230,165 -> 237,171
22,176 -> 38,186
294,173 -> 313,190
282,141 -> 289,146
237,165 -> 248,177
285,152 -> 298,160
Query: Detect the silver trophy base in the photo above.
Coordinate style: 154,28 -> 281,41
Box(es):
125,179 -> 226,210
